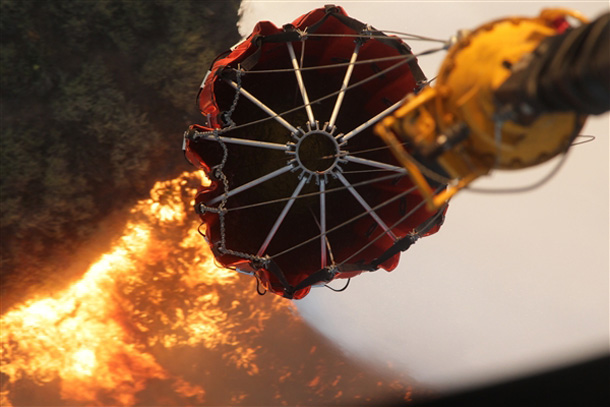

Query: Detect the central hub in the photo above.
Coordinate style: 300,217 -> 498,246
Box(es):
296,131 -> 340,174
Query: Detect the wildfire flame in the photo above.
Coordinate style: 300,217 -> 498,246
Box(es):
1,172 -> 286,405
1,171 -> 415,406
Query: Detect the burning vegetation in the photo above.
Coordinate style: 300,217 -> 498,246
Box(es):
1,172 -> 416,406
1,3 -> 420,404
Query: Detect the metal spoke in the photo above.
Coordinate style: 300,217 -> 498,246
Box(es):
344,155 -> 408,173
269,186 -> 417,262
319,181 -> 327,268
209,164 -> 294,205
234,55 -> 408,75
215,58 -> 412,137
196,134 -> 290,151
226,172 -> 408,213
257,176 -> 308,256
337,185 -> 447,267
225,80 -> 297,133
340,99 -> 404,143
329,41 -> 361,129
287,42 -> 315,123
336,172 -> 398,241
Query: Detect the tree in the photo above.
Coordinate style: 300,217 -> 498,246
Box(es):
0,0 -> 242,306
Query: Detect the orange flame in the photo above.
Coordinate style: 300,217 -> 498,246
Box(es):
1,171 -> 415,406
0,171 -> 291,406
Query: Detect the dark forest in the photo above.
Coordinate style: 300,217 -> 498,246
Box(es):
1,0 -> 242,306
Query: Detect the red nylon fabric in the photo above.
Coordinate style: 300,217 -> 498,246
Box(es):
185,6 -> 446,299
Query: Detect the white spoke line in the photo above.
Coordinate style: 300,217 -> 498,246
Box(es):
344,155 -> 408,173
287,42 -> 315,123
196,134 -> 290,151
329,41 -> 361,129
336,172 -> 398,241
225,80 -> 298,133
337,188 -> 443,267
340,99 -> 404,143
320,181 -> 327,268
325,233 -> 336,266
225,172 -> 403,213
209,164 -> 294,205
257,176 -> 308,256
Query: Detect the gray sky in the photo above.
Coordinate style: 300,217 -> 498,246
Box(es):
239,0 -> 609,392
